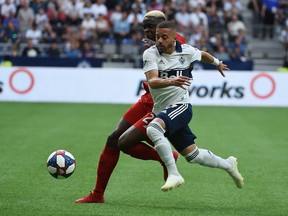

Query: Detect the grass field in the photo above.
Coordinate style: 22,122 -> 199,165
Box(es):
0,102 -> 287,216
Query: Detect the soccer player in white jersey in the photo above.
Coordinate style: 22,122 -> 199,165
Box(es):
143,21 -> 244,191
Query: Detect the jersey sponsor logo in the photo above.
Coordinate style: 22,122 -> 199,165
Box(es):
159,68 -> 190,79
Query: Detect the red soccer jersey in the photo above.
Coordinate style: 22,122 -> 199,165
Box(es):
176,33 -> 186,44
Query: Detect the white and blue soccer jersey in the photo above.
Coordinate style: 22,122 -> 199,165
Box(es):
143,41 -> 201,115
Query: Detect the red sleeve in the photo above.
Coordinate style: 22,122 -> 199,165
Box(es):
143,81 -> 150,93
176,33 -> 186,44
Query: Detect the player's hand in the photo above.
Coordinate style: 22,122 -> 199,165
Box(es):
217,61 -> 229,77
142,38 -> 156,50
170,76 -> 192,90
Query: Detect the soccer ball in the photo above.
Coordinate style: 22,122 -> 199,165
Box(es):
46,150 -> 76,179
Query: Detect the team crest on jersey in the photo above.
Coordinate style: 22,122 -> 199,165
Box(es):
179,55 -> 185,65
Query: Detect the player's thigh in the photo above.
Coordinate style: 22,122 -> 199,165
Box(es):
157,103 -> 192,136
106,117 -> 132,147
108,100 -> 149,146
168,125 -> 197,153
118,112 -> 155,149
111,99 -> 152,148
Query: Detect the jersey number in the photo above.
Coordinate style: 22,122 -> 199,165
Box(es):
142,113 -> 155,128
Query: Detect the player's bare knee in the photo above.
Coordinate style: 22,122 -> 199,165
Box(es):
106,131 -> 120,148
117,134 -> 128,152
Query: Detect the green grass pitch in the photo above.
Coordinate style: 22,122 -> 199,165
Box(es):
0,102 -> 287,216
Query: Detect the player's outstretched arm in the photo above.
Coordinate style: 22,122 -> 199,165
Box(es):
200,51 -> 230,77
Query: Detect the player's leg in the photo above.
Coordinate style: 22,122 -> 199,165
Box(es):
146,118 -> 184,191
118,91 -> 179,175
146,104 -> 195,191
181,144 -> 244,188
117,104 -> 160,161
76,101 -> 148,203
171,128 -> 244,188
118,112 -> 154,149
118,112 -> 179,180
75,117 -> 132,203
118,115 -> 160,161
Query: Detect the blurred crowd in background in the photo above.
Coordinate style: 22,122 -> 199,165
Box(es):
0,0 -> 287,66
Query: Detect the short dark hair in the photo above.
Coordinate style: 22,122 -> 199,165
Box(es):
157,21 -> 176,29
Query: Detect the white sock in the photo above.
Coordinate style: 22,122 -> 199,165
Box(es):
185,147 -> 231,171
147,122 -> 179,176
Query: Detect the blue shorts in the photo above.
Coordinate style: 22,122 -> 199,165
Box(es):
156,103 -> 197,152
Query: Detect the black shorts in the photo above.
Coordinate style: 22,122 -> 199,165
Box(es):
156,103 -> 197,152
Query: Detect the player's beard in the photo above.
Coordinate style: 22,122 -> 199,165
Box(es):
156,45 -> 164,54
166,42 -> 173,51
157,41 -> 174,54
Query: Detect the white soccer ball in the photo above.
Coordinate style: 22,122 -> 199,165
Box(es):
46,150 -> 76,179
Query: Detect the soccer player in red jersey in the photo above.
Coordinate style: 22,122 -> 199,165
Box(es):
75,10 -> 185,204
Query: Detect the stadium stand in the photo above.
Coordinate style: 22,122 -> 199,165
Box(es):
0,0 -> 286,71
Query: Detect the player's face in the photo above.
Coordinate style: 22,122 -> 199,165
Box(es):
156,28 -> 176,54
143,20 -> 157,41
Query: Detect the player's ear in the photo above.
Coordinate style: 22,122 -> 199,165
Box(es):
172,30 -> 177,41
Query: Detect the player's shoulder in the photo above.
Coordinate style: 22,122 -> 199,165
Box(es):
143,45 -> 159,56
181,44 -> 200,53
145,45 -> 157,52
181,44 -> 191,49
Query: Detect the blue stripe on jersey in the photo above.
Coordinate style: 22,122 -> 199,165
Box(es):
158,68 -> 192,78
175,41 -> 182,52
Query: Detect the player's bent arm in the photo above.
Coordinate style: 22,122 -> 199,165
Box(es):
145,69 -> 172,88
145,70 -> 191,89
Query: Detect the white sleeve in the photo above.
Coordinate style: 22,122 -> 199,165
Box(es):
143,48 -> 158,74
189,46 -> 202,63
